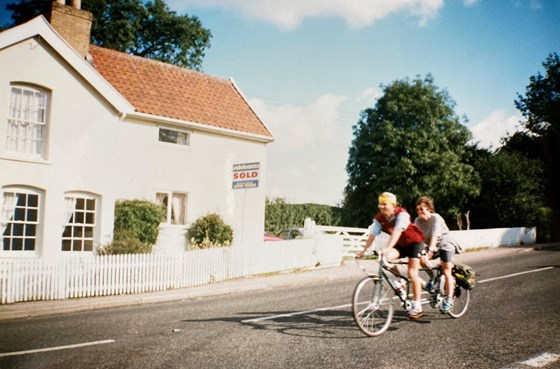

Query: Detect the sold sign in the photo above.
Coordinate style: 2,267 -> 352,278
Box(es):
232,162 -> 260,189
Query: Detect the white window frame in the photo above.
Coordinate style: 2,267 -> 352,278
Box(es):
61,193 -> 99,252
5,84 -> 50,160
1,187 -> 42,257
155,191 -> 188,225
157,126 -> 191,148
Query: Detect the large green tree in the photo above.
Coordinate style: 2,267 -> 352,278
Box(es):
468,150 -> 543,229
344,75 -> 480,227
513,52 -> 560,240
3,0 -> 211,71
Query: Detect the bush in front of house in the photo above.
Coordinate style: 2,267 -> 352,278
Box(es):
98,200 -> 165,255
98,229 -> 152,255
114,199 -> 166,245
187,213 -> 233,249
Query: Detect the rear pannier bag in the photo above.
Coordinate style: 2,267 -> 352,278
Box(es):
452,263 -> 476,290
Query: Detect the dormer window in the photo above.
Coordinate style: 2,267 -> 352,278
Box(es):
6,85 -> 49,159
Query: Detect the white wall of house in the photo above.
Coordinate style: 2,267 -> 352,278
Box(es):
118,118 -> 268,251
0,33 -> 267,259
1,37 -> 119,259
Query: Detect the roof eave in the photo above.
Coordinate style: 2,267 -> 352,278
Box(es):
126,111 -> 275,143
229,77 -> 274,138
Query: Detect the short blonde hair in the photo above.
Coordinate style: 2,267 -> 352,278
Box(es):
378,192 -> 397,205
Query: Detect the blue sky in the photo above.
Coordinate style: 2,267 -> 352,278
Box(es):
2,0 -> 559,206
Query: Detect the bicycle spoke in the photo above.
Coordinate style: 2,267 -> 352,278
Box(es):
352,276 -> 394,336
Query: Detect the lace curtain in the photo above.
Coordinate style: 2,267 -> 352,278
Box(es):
1,192 -> 18,235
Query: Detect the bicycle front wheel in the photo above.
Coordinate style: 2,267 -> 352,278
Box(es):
448,285 -> 470,318
352,275 -> 394,336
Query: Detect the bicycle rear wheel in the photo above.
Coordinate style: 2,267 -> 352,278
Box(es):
448,285 -> 470,318
352,275 -> 394,336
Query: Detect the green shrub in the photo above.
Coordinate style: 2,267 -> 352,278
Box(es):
535,207 -> 554,243
98,229 -> 152,255
114,199 -> 166,245
187,213 -> 233,249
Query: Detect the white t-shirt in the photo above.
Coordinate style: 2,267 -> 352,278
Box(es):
414,212 -> 462,253
368,212 -> 410,236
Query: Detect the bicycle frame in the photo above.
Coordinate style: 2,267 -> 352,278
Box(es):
356,255 -> 445,309
352,253 -> 470,336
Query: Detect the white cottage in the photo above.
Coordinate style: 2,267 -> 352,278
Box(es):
0,3 -> 274,259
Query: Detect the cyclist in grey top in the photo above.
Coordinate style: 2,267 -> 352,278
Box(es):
414,196 -> 463,313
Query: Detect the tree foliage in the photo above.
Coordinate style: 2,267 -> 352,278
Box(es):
468,150 -> 543,228
4,0 -> 212,71
344,75 -> 480,227
509,51 -> 560,240
515,52 -> 560,138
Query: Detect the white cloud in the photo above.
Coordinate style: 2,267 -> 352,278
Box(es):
248,94 -> 352,205
469,110 -> 523,150
463,0 -> 479,7
358,86 -> 383,104
170,0 -> 445,30
530,0 -> 542,10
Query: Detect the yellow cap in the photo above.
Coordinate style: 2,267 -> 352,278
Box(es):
378,192 -> 397,205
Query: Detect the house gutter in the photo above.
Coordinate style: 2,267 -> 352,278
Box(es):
126,111 -> 275,144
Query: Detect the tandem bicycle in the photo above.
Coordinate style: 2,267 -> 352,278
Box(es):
352,252 -> 470,336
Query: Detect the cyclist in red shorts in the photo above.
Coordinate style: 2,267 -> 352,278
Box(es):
356,192 -> 426,319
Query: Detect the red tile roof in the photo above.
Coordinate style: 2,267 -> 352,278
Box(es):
89,45 -> 272,139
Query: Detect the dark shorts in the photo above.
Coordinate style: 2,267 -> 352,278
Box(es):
433,249 -> 455,263
395,242 -> 425,259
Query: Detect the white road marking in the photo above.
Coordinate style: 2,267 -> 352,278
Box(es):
0,339 -> 115,358
478,267 -> 554,284
502,352 -> 560,368
242,265 -> 555,324
521,352 -> 560,367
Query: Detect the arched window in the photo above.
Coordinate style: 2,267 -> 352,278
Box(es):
6,84 -> 50,158
1,187 -> 42,254
61,193 -> 99,252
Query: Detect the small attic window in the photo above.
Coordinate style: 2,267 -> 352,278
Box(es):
158,127 -> 190,146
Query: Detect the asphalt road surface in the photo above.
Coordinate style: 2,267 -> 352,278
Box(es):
1,246 -> 559,369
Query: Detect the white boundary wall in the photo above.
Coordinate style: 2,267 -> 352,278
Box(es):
450,227 -> 536,249
0,226 -> 536,304
314,223 -> 537,257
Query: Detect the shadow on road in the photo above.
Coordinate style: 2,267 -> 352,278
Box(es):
181,307 -> 448,339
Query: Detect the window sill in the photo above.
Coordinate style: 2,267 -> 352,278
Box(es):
156,141 -> 192,152
0,251 -> 39,258
0,154 -> 52,165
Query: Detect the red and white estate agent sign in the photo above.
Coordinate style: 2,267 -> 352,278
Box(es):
232,162 -> 260,189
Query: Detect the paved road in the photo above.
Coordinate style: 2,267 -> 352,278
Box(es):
0,246 -> 559,369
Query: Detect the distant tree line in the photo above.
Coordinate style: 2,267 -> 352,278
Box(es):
265,198 -> 344,235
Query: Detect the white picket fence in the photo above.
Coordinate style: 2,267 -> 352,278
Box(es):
0,226 -> 536,304
315,225 -> 389,257
0,235 -> 343,304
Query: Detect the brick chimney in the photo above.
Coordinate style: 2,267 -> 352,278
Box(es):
48,1 -> 93,58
